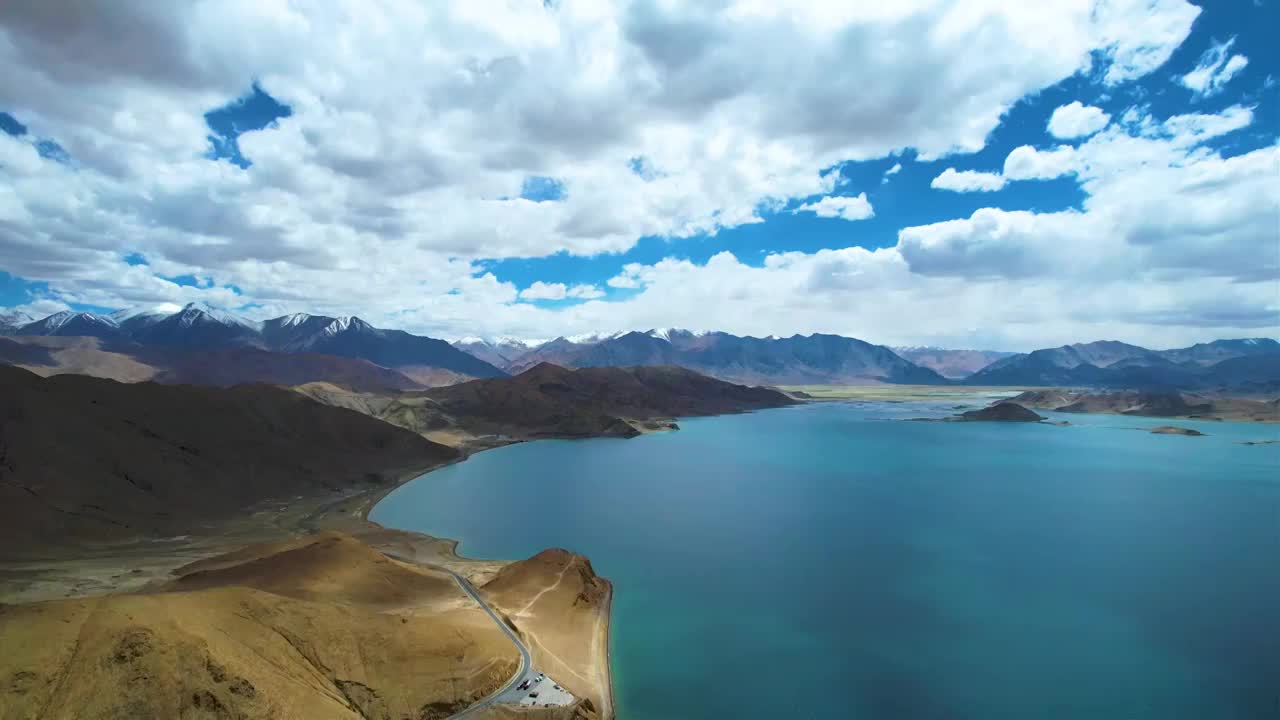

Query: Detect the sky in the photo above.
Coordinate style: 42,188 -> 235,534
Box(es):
0,0 -> 1276,351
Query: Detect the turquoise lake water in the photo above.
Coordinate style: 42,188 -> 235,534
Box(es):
371,399 -> 1280,719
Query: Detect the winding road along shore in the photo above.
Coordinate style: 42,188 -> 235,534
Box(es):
381,550 -> 539,718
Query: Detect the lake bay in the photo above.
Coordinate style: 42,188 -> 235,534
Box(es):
372,400 -> 1279,719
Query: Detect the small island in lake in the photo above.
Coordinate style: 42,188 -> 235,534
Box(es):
1150,425 -> 1206,436
957,402 -> 1045,422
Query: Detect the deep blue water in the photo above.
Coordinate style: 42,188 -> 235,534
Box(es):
372,400 -> 1280,719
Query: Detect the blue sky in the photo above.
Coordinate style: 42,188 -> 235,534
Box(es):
0,1 -> 1276,349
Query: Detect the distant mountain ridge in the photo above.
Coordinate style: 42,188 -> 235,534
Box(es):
965,339 -> 1280,391
892,346 -> 1016,379
460,328 -> 949,385
7,304 -> 1276,391
9,303 -> 505,381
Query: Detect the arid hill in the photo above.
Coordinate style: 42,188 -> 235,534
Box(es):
482,549 -> 613,719
957,402 -> 1044,422
0,365 -> 456,556
299,363 -> 797,443
0,532 -> 521,720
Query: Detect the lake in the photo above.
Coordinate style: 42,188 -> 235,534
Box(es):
371,399 -> 1280,719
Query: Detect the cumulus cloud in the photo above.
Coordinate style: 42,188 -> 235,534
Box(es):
1047,101 -> 1111,138
1002,145 -> 1079,181
607,264 -> 647,289
930,168 -> 1007,192
900,106 -> 1277,284
1179,37 -> 1250,98
0,0 -> 1245,348
519,282 -> 569,301
567,284 -> 606,300
0,0 -> 1202,328
794,193 -> 875,221
882,162 -> 902,184
518,282 -> 604,301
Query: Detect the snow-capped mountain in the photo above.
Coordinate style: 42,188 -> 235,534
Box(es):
13,304 -> 506,378
0,310 -> 35,332
496,328 -> 949,384
450,337 -> 541,369
258,314 -> 505,377
126,303 -> 263,349
17,311 -> 123,339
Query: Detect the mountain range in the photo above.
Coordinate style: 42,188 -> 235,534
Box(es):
967,339 -> 1280,391
459,329 -> 950,385
5,303 -> 504,384
455,331 -> 1279,391
3,304 -> 1277,391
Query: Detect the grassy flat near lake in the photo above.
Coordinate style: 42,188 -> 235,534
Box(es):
778,384 -> 1035,401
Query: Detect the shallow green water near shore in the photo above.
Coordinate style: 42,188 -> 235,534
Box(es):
372,400 -> 1279,719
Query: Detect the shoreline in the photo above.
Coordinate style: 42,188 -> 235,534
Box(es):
344,439 -> 617,720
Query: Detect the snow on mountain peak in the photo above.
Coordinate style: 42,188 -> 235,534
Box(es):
566,330 -> 626,344
322,316 -> 372,335
644,328 -> 707,341
172,302 -> 260,330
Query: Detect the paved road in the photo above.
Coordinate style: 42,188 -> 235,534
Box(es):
440,567 -> 540,718
379,550 -> 537,718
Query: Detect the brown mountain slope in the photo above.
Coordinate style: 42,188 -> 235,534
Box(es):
0,532 -> 517,720
423,363 -> 796,438
144,346 -> 425,391
2,335 -> 158,383
297,363 -> 796,444
170,532 -> 460,609
0,365 -> 457,556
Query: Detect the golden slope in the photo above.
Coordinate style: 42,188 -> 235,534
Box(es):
0,532 -> 518,720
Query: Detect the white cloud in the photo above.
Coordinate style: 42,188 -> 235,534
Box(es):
1179,37 -> 1250,98
930,168 -> 1007,192
900,106 -> 1277,284
1003,145 -> 1079,181
567,284 -> 606,300
607,264 -> 647,289
794,193 -> 875,221
882,162 -> 902,184
0,0 -> 1231,346
1047,101 -> 1111,139
1093,0 -> 1201,85
1155,105 -> 1254,146
0,2 -> 1201,314
519,282 -> 569,301
518,281 -> 604,301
